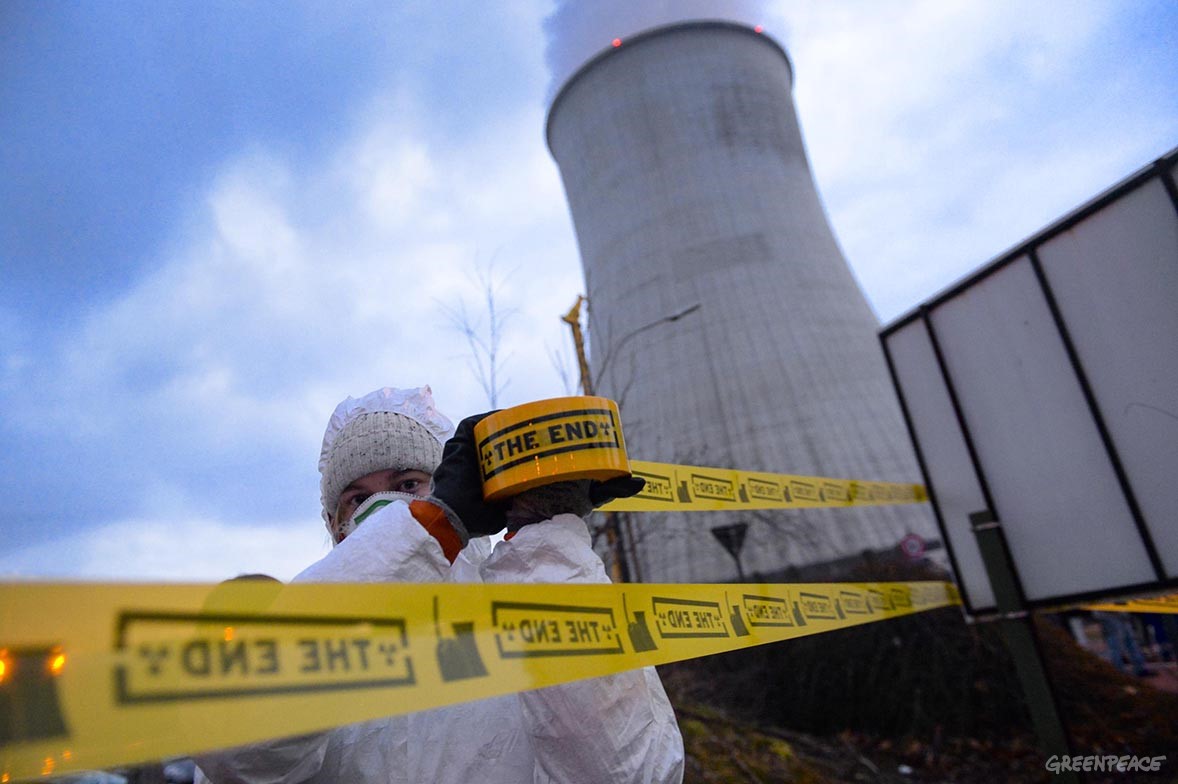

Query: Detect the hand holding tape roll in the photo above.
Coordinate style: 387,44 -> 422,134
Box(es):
429,397 -> 644,537
472,396 -> 637,500
465,396 -> 926,515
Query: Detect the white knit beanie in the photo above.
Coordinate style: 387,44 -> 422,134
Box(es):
318,386 -> 455,522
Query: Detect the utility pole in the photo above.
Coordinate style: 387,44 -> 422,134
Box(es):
970,510 -> 1077,783
561,296 -> 594,398
562,296 -> 631,582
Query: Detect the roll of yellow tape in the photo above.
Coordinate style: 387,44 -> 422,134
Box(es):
473,396 -> 632,501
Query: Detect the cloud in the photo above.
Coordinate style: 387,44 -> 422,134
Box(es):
1,79 -> 584,569
0,517 -> 330,583
4,1 -> 1175,577
776,0 -> 1176,320
538,0 -> 1176,325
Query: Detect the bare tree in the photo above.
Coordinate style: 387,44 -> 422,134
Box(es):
440,261 -> 517,408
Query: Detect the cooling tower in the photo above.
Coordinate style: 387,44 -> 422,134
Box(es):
546,21 -> 940,583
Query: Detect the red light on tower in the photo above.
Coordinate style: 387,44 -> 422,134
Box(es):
754,25 -> 764,34
611,38 -> 622,48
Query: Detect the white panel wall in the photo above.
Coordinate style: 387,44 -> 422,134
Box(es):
1037,180 -> 1178,577
884,156 -> 1178,608
885,320 -> 995,610
929,257 -> 1157,600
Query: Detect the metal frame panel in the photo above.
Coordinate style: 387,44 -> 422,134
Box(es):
881,319 -> 995,613
881,148 -> 1178,611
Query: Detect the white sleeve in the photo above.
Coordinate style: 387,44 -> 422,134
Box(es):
480,515 -> 685,784
292,499 -> 451,584
196,501 -> 449,783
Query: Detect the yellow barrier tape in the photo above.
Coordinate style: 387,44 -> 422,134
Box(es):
1083,593 -> 1178,614
602,460 -> 928,512
0,580 -> 958,780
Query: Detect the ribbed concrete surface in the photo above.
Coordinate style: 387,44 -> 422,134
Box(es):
547,22 -> 939,582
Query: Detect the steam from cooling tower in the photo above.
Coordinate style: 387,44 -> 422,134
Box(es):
543,0 -> 774,97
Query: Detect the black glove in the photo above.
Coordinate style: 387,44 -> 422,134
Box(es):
589,475 -> 646,507
429,412 -> 509,537
505,475 -> 648,531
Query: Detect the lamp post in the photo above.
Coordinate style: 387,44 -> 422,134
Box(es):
594,303 -> 701,394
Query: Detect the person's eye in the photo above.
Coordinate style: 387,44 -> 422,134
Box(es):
396,479 -> 422,493
347,493 -> 370,510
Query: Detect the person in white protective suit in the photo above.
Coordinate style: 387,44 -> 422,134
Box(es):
194,386 -> 684,784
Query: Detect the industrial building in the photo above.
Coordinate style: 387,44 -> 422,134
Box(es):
546,21 -> 940,582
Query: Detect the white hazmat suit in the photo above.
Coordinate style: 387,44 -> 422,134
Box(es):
194,498 -> 685,783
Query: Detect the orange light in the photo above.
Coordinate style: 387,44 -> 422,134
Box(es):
62,750 -> 73,761
611,38 -> 622,48
49,653 -> 66,676
754,25 -> 764,33
3,771 -> 10,782
41,757 -> 55,776
224,626 -> 235,642
0,658 -> 7,683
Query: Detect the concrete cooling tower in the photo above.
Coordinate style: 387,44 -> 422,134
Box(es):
546,21 -> 940,583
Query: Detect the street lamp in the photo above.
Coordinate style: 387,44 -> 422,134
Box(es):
593,303 -> 701,395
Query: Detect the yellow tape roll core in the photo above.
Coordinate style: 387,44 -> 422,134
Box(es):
473,396 -> 632,501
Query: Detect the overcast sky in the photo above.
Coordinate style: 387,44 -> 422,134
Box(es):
2,1 -> 1175,581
